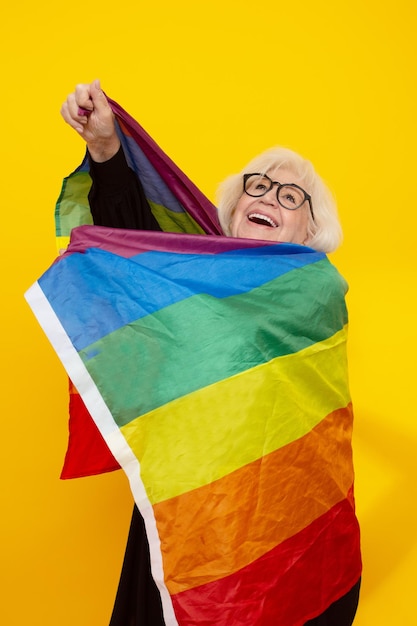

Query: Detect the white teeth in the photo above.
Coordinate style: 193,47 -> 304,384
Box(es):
248,213 -> 278,228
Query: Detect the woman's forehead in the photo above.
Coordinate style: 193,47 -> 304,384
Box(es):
267,166 -> 304,185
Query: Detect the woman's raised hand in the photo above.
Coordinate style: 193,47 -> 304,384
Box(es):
60,79 -> 120,162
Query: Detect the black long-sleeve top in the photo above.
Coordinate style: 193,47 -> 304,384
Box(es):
88,145 -> 162,232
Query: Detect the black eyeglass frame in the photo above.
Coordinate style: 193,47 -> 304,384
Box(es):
243,173 -> 315,221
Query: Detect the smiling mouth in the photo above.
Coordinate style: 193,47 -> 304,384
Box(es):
248,213 -> 278,228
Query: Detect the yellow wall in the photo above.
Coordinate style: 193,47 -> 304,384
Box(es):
1,1 -> 416,624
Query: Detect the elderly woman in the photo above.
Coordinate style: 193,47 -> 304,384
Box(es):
61,81 -> 361,626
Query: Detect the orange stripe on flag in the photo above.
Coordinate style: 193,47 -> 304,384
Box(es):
154,404 -> 354,594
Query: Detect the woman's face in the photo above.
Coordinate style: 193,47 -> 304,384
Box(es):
230,168 -> 311,243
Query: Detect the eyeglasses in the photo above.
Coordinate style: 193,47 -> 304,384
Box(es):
243,173 -> 314,220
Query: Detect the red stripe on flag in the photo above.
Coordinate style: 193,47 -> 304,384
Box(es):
60,381 -> 120,479
171,494 -> 361,626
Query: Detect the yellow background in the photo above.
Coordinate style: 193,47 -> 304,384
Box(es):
1,1 -> 416,624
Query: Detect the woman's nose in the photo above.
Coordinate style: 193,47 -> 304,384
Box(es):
261,187 -> 279,206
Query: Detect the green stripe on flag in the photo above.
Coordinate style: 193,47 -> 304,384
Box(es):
55,171 -> 92,238
79,259 -> 347,427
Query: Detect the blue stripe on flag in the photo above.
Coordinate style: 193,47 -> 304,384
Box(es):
38,246 -> 326,350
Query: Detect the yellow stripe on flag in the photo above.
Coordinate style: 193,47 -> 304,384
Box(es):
121,327 -> 351,504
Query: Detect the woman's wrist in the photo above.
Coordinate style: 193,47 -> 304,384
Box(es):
87,134 -> 121,163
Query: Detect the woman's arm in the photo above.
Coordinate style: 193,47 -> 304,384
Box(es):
61,80 -> 161,231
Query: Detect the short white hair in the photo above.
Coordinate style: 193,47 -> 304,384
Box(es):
216,147 -> 342,252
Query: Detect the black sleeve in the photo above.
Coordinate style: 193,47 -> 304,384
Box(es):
88,146 -> 162,231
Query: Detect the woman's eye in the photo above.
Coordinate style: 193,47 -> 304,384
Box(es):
283,193 -> 296,204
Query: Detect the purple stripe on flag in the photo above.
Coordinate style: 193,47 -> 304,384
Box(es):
63,225 -> 317,259
108,97 -> 222,236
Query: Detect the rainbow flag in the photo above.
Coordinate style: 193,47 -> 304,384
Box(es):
25,224 -> 361,625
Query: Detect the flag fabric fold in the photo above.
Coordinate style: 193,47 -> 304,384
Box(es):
25,224 -> 361,625
55,97 -> 222,479
55,96 -> 221,253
